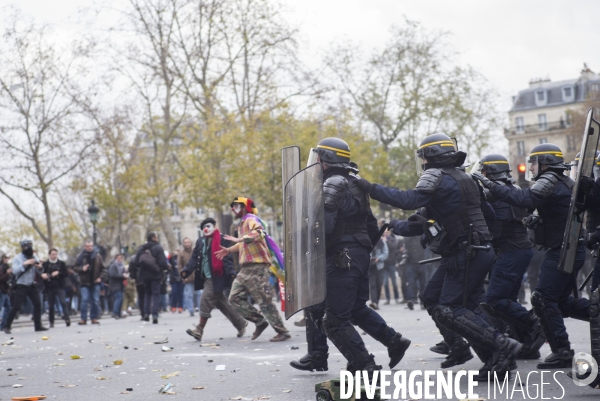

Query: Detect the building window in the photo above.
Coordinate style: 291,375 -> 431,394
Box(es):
515,117 -> 524,133
170,202 -> 179,216
591,83 -> 599,95
517,141 -> 525,156
567,135 -> 576,151
538,114 -> 547,130
173,227 -> 181,245
562,86 -> 574,102
539,138 -> 548,144
196,208 -> 203,216
535,90 -> 547,106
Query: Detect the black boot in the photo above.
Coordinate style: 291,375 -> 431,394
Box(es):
430,341 -> 449,355
441,338 -> 473,368
537,347 -> 573,369
517,315 -> 545,360
386,333 -> 411,369
289,351 -> 328,372
491,334 -> 522,373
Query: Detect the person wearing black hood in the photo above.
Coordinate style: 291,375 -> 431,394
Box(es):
2,239 -> 47,334
356,133 -> 522,380
0,252 -> 13,332
41,248 -> 71,328
134,232 -> 170,324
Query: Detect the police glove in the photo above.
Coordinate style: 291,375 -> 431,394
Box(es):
180,270 -> 191,280
407,213 -> 428,229
585,229 -> 600,250
355,178 -> 372,193
471,172 -> 495,190
523,214 -> 541,229
387,219 -> 399,230
579,176 -> 595,196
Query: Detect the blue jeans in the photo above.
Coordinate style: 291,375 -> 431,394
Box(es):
170,281 -> 184,309
112,290 -> 123,316
184,283 -> 202,313
382,263 -> 400,301
80,284 -> 101,321
0,292 -> 11,329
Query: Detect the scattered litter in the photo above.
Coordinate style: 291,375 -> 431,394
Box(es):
161,346 -> 173,352
215,365 -> 226,371
114,360 -> 123,365
290,346 -> 299,350
154,338 -> 169,344
161,372 -> 180,379
192,386 -> 205,390
126,388 -> 133,392
282,389 -> 291,393
96,376 -> 108,380
231,368 -> 241,373
7,368 -> 13,371
59,384 -> 77,388
88,339 -> 94,343
207,360 -> 213,363
119,372 -> 127,375
158,383 -> 174,394
256,397 -> 270,400
121,391 -> 130,394
230,397 -> 243,400
52,363 -> 66,366
12,384 -> 23,388
124,346 -> 129,349
3,337 -> 14,346
413,344 -> 425,347
70,355 -> 82,360
10,396 -> 47,400
41,336 -> 48,341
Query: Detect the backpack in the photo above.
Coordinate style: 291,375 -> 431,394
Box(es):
139,249 -> 161,274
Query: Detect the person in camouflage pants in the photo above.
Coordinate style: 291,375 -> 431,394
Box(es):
216,197 -> 290,342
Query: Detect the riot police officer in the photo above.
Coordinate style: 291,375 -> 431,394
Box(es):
473,143 -> 589,369
289,137 -> 411,374
474,154 -> 545,360
356,133 -> 522,378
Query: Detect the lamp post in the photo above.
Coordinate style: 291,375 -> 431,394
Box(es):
88,200 -> 100,246
276,220 -> 283,245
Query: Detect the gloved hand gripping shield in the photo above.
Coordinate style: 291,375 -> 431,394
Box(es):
283,162 -> 327,319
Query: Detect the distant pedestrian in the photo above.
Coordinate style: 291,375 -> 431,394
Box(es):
108,254 -> 128,319
75,240 -> 106,325
0,252 -> 12,332
41,249 -> 71,327
134,233 -> 170,324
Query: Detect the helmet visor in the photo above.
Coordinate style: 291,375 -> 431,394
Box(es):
470,159 -> 483,175
569,159 -> 579,180
307,148 -> 318,167
415,149 -> 425,176
526,157 -> 540,181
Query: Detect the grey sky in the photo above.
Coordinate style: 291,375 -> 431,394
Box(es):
4,0 -> 600,115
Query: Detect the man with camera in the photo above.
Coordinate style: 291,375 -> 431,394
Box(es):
2,239 -> 47,334
75,240 -> 106,325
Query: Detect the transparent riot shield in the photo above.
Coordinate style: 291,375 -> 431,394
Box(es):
282,146 -> 301,189
283,163 -> 327,319
558,109 -> 600,273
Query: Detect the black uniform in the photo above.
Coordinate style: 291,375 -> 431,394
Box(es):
41,259 -> 71,326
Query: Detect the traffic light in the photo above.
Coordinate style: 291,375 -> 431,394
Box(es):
517,163 -> 527,186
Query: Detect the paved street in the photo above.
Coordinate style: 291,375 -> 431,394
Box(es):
0,301 -> 598,401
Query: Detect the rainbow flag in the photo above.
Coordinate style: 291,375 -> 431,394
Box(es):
244,214 -> 285,281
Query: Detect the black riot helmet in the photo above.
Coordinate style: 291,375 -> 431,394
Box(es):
526,143 -> 568,181
415,133 -> 466,174
311,137 -> 351,168
478,154 -> 512,181
570,150 -> 600,180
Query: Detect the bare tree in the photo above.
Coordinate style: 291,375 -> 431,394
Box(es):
113,0 -> 189,251
325,20 -> 500,157
0,11 -> 98,248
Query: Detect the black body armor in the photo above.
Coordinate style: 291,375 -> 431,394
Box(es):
535,173 -> 575,249
437,168 -> 492,247
326,174 -> 373,250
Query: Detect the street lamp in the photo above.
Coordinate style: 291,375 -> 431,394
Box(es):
88,200 -> 100,246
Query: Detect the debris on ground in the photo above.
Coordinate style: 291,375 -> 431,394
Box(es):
154,338 -> 169,344
58,384 -> 77,388
192,386 -> 205,390
158,382 -> 174,394
161,346 -> 173,352
70,355 -> 82,360
215,365 -> 226,371
114,360 -> 123,365
160,371 -> 180,379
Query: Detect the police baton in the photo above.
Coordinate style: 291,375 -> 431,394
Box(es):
419,256 -> 442,265
463,224 -> 491,308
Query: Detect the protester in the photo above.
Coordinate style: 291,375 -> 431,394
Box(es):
169,250 -> 184,313
182,218 -> 247,341
3,240 -> 47,334
381,230 -> 401,305
109,254 -> 129,319
216,197 -> 291,342
178,238 -> 195,317
0,252 -> 12,332
368,236 -> 388,310
75,240 -> 106,325
41,248 -> 71,327
134,232 -> 170,324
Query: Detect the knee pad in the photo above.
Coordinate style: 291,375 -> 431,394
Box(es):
433,305 -> 496,351
349,305 -> 372,326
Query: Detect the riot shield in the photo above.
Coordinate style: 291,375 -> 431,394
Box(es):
558,109 -> 600,273
282,146 -> 301,189
283,163 -> 327,319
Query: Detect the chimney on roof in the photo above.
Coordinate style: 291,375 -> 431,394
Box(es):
581,63 -> 596,80
529,76 -> 551,87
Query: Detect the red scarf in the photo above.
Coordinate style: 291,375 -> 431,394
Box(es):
208,229 -> 224,276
